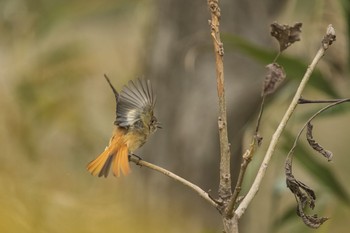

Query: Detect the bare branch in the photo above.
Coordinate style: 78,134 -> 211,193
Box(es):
235,25 -> 336,218
207,0 -> 232,200
223,215 -> 239,233
129,155 -> 219,209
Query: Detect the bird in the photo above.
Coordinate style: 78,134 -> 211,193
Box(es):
87,75 -> 160,177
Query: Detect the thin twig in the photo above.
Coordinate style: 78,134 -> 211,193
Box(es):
235,26 -> 335,218
255,96 -> 266,135
298,98 -> 350,104
288,98 -> 350,157
207,0 -> 232,200
272,51 -> 281,63
226,96 -> 265,215
129,155 -> 219,209
225,136 -> 258,217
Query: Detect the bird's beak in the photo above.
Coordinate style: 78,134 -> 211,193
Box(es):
156,122 -> 162,129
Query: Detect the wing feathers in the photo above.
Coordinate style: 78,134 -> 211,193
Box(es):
116,79 -> 155,127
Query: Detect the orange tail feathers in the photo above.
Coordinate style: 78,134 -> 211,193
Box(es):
112,145 -> 130,177
87,134 -> 130,177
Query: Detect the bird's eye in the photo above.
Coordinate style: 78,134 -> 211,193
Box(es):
134,120 -> 143,129
152,116 -> 158,124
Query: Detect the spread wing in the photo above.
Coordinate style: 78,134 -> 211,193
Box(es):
116,79 -> 155,127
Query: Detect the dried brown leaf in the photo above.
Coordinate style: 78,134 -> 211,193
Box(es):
306,122 -> 333,161
286,173 -> 316,209
297,200 -> 329,228
262,63 -> 286,96
270,22 -> 302,52
285,151 -> 328,228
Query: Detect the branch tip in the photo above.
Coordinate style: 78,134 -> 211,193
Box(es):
322,24 -> 336,49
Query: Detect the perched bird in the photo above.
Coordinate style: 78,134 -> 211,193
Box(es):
87,75 -> 160,177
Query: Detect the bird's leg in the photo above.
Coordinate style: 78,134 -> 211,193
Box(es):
129,153 -> 143,162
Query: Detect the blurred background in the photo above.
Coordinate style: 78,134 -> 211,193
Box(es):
0,0 -> 350,232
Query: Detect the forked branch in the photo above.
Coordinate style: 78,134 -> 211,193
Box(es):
235,25 -> 336,218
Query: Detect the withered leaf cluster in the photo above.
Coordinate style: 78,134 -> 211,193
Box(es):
285,120 -> 334,228
271,22 -> 302,52
285,154 -> 329,228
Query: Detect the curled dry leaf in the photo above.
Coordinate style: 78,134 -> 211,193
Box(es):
297,199 -> 329,228
262,63 -> 286,96
306,122 -> 333,161
286,163 -> 316,209
270,22 -> 302,52
285,153 -> 329,228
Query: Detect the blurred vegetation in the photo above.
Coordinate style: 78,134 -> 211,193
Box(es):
0,0 -> 349,233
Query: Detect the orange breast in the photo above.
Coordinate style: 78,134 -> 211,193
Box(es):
125,129 -> 148,152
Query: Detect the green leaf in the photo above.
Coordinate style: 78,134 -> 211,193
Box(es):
282,130 -> 350,204
222,34 -> 340,98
